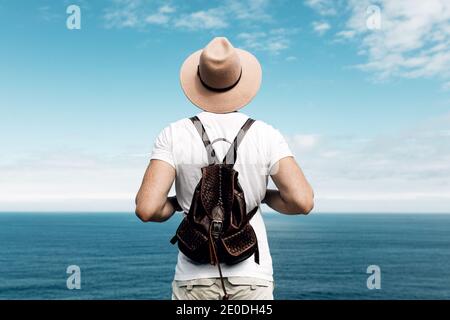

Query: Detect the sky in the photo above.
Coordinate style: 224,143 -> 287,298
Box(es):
0,0 -> 450,213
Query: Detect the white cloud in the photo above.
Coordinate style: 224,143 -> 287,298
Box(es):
145,13 -> 169,25
104,2 -> 177,28
104,0 -> 228,30
285,56 -> 298,62
174,9 -> 228,30
101,1 -> 298,54
0,149 -> 149,212
159,4 -> 176,14
319,0 -> 450,83
226,0 -> 271,21
145,4 -> 176,25
237,28 -> 299,54
103,0 -> 141,29
312,21 -> 331,35
285,112 -> 450,213
304,0 -> 338,16
103,1 -> 271,31
289,134 -> 320,150
38,6 -> 62,22
335,30 -> 356,40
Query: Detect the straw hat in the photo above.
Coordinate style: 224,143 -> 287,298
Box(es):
180,37 -> 262,113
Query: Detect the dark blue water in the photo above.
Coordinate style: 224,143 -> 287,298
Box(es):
0,213 -> 449,300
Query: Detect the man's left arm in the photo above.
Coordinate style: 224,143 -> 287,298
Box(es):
135,159 -> 181,222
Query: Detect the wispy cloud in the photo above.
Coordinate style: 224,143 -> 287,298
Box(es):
38,5 -> 63,22
174,8 -> 228,30
290,134 -> 320,150
159,4 -> 176,14
0,149 -> 148,211
103,0 -> 271,31
285,56 -> 298,62
312,21 -> 331,35
286,112 -> 450,212
226,0 -> 272,22
103,1 -> 177,29
304,0 -> 338,16
145,4 -> 176,25
335,29 -> 356,40
237,28 -> 299,55
101,0 -> 301,54
103,0 -> 142,29
308,0 -> 450,85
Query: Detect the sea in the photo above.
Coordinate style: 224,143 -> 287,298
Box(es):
0,212 -> 449,300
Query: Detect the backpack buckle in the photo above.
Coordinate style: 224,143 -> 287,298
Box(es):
211,220 -> 223,238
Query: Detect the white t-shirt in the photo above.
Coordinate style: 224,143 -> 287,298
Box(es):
150,111 -> 293,282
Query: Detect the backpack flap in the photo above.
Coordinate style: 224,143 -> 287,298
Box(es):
220,222 -> 259,265
175,217 -> 210,263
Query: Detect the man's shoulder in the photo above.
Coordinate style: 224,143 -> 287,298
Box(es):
250,119 -> 280,135
161,113 -> 281,135
161,117 -> 193,132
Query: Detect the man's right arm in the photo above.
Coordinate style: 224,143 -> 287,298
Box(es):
263,156 -> 314,215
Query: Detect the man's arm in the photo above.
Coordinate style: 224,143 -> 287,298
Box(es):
135,159 -> 181,222
263,156 -> 314,215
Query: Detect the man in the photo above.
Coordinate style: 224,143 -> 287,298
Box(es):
135,37 -> 314,300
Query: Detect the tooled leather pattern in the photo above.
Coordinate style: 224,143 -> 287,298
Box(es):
177,218 -> 208,251
200,164 -> 235,218
221,224 -> 257,256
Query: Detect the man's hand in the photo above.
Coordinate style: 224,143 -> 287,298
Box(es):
168,196 -> 183,213
135,160 -> 179,222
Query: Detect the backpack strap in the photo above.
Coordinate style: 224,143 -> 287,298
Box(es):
247,206 -> 260,264
223,118 -> 255,166
190,116 -> 255,166
247,206 -> 259,221
190,116 -> 220,165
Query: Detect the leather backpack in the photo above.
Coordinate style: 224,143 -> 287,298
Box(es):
170,116 -> 259,299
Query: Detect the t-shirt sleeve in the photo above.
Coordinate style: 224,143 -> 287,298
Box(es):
150,125 -> 175,168
266,124 -> 294,175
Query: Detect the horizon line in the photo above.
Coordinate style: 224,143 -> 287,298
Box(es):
1,211 -> 450,215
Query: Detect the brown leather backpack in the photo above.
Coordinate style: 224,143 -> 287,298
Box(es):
170,116 -> 259,299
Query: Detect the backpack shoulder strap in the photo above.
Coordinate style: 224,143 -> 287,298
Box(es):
223,118 -> 255,165
190,116 -> 220,165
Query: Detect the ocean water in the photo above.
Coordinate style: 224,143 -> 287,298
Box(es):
0,213 -> 449,300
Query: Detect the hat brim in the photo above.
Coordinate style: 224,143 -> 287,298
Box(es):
180,48 -> 262,113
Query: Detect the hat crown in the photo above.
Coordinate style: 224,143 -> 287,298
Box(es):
198,37 -> 241,90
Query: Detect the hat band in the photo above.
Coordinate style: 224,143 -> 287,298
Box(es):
197,66 -> 242,92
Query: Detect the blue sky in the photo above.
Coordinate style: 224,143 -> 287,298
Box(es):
1,0 -> 450,212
